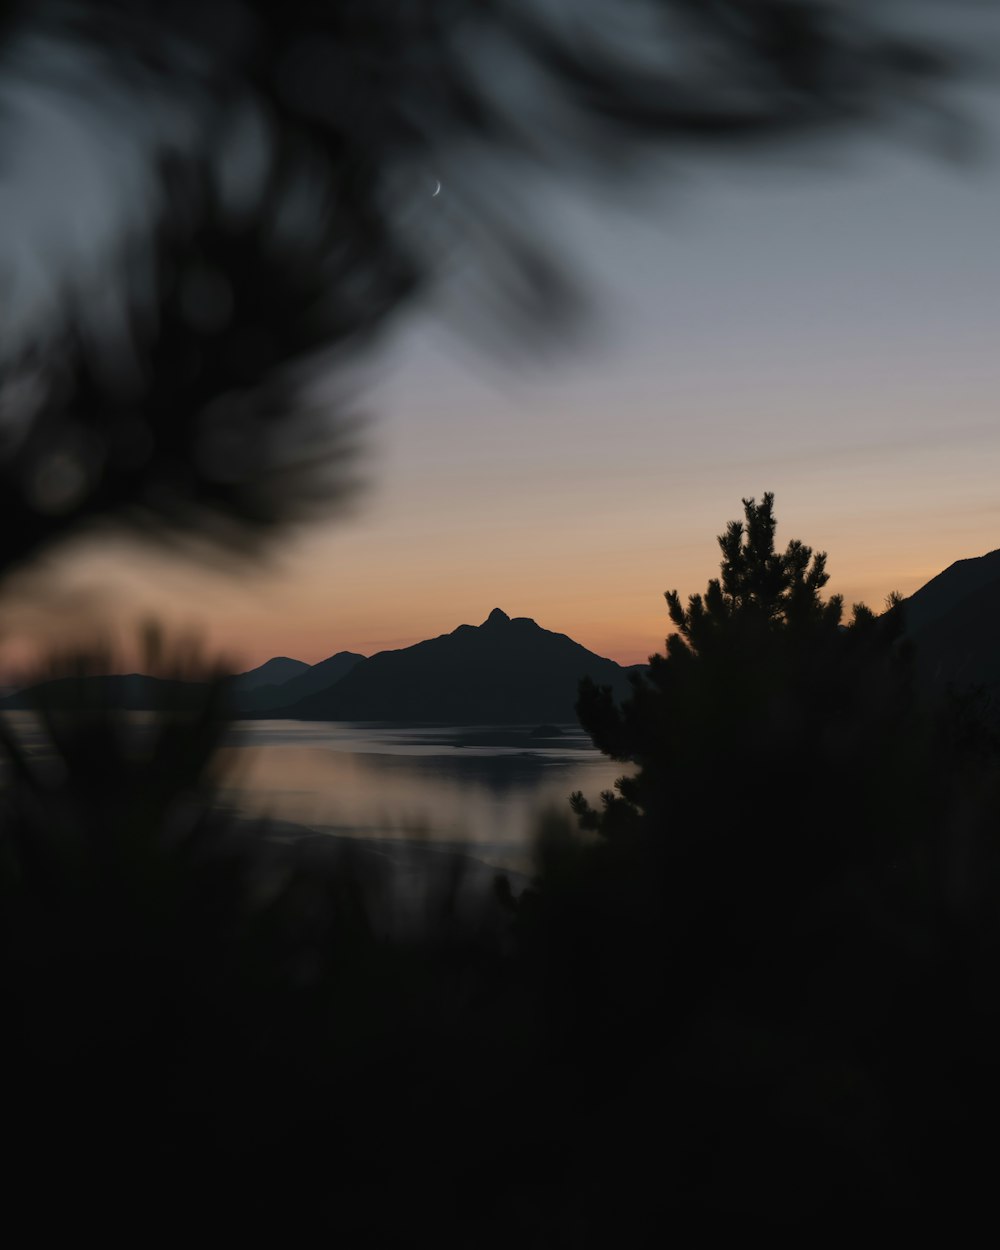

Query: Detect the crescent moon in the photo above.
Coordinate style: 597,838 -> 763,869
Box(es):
431,179 -> 442,197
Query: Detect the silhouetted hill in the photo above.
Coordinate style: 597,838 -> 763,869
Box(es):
910,576 -> 1000,694
1,653 -> 367,714
229,656 -> 309,690
904,548 -> 1000,634
0,674 -> 208,712
234,650 -> 365,714
273,608 -> 638,724
905,548 -> 1000,715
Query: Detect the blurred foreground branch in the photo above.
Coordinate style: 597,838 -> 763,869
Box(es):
0,1 -> 978,571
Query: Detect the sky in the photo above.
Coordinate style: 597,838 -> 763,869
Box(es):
2,20 -> 1000,675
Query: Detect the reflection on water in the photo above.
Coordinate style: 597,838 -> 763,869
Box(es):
0,713 -> 628,874
216,721 -> 626,872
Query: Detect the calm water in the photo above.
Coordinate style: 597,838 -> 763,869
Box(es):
0,713 -> 627,875
216,721 -> 626,873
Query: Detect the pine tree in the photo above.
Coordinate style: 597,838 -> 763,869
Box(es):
514,497 -> 1000,1227
563,491 -> 923,984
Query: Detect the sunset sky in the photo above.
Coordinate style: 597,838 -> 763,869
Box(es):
3,84 -> 999,676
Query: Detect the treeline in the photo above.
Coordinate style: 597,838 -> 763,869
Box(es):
2,494 -> 999,1239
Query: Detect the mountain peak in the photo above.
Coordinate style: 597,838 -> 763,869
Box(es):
282,608 -> 631,723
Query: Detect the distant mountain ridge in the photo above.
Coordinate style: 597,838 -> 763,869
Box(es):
229,656 -> 309,691
0,611 -> 638,723
0,653 -> 362,714
232,651 -> 365,713
269,608 -> 638,724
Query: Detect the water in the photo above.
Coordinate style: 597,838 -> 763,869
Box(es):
215,720 -> 627,874
0,712 -> 628,876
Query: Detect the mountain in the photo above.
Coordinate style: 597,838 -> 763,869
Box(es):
904,548 -> 1000,635
904,549 -> 1000,714
0,652 -> 365,714
229,656 -> 309,691
911,577 -> 1000,689
272,609 -> 638,724
233,650 -> 366,714
0,612 -> 637,723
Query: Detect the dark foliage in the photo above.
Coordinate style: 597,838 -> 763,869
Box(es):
507,493 -> 1000,1229
0,646 -> 530,1240
0,153 -> 398,575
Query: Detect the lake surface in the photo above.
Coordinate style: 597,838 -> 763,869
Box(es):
0,713 -> 627,874
215,721 -> 627,873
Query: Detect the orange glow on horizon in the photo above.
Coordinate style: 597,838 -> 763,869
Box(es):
0,530 -> 977,684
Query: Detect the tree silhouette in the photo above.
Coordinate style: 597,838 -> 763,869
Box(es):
668,491 -> 843,642
501,492 -> 1000,1227
573,492 -> 910,848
